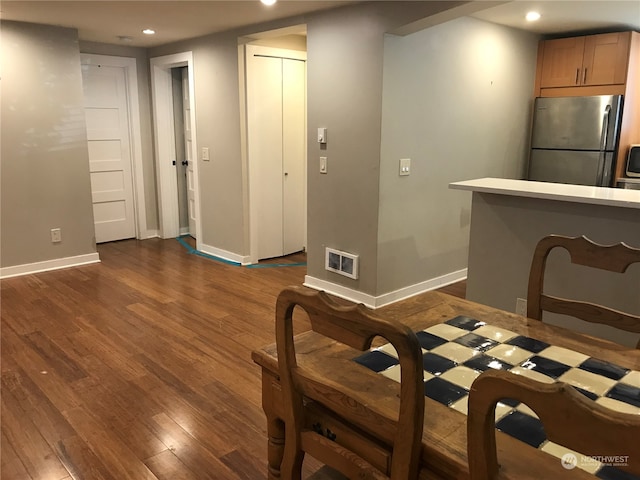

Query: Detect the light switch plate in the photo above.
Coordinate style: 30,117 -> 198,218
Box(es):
320,156 -> 328,174
399,158 -> 411,176
317,127 -> 327,144
202,147 -> 210,161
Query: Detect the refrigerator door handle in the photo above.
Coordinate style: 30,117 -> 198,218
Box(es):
596,105 -> 611,186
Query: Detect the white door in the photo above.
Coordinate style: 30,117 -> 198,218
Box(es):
250,54 -> 285,260
182,68 -> 197,237
82,64 -> 136,243
282,58 -> 306,255
246,46 -> 306,260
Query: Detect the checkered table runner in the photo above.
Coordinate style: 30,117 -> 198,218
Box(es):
353,315 -> 640,480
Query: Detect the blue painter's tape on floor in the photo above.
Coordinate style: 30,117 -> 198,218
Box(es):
175,236 -> 306,268
175,236 -> 241,266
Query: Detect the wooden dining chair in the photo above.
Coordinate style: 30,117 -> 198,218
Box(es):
275,286 -> 425,480
467,369 -> 640,480
527,235 -> 640,347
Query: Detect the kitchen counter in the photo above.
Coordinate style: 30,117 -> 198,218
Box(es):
449,177 -> 640,347
449,177 -> 640,209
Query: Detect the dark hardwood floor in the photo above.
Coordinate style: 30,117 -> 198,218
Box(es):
1,238 -> 465,480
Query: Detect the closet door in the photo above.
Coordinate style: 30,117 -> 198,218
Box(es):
282,58 -> 306,256
246,46 -> 306,261
249,55 -> 284,260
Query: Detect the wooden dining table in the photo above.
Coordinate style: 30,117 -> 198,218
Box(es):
251,289 -> 640,480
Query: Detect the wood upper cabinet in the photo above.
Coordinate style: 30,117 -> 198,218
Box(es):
582,33 -> 631,86
539,32 -> 631,88
539,36 -> 585,87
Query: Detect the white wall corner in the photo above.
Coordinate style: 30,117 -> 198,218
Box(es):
0,253 -> 101,279
304,268 -> 467,309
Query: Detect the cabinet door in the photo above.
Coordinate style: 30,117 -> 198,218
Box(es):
582,32 -> 630,86
540,37 -> 585,88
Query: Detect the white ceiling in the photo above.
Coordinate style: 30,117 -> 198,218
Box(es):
472,0 -> 640,35
0,1 -> 354,47
1,0 -> 639,48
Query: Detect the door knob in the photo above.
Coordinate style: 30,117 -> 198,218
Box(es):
284,172 -> 288,176
182,160 -> 189,166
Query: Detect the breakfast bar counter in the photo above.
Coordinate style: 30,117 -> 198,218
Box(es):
450,178 -> 640,209
449,178 -> 640,347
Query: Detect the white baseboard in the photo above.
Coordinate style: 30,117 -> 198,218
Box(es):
179,227 -> 190,236
304,276 -> 377,307
304,268 -> 467,309
0,252 -> 101,279
198,242 -> 251,266
139,229 -> 159,240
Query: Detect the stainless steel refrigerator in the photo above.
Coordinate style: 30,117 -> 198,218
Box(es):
527,95 -> 623,187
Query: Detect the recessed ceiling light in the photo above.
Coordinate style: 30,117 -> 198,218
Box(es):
142,28 -> 156,35
526,11 -> 541,22
261,0 -> 277,5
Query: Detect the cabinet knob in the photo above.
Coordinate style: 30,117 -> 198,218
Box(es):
583,68 -> 588,84
575,68 -> 580,85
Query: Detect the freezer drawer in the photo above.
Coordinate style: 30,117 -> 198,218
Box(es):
528,150 -> 614,186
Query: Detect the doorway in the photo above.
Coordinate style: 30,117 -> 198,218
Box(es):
150,52 -> 200,243
80,54 -> 147,242
172,67 -> 195,237
245,45 -> 307,262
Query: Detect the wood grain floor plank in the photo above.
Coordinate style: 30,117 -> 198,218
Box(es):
219,448 -> 269,479
53,435 -> 117,480
60,406 -> 159,480
144,450 -> 199,480
1,367 -> 77,443
1,388 -> 70,480
133,373 -> 250,458
0,238 -> 464,479
1,431 -> 32,480
22,331 -> 88,382
146,412 -> 240,480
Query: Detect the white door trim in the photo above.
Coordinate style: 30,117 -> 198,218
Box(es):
150,52 -> 201,242
243,45 -> 307,264
80,53 -> 148,239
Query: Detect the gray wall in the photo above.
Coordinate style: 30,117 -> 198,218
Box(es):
376,17 -> 540,295
150,28 -> 260,254
3,3 -> 547,303
305,2 -> 468,296
466,192 -> 640,347
148,2 -> 463,275
1,21 -> 96,268
79,41 -> 159,233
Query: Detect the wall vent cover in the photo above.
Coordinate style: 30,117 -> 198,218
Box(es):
325,247 -> 359,279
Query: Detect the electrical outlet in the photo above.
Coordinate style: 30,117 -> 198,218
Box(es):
51,228 -> 62,243
515,297 -> 527,317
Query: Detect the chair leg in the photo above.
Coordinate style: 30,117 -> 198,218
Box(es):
280,424 -> 305,480
266,416 -> 285,479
